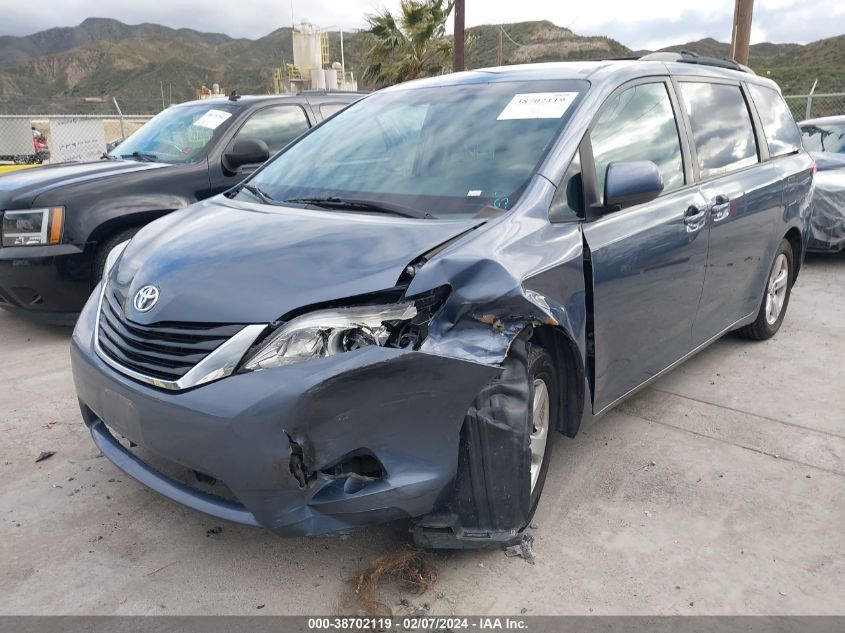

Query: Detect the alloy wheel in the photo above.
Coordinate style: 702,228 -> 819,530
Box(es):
765,253 -> 789,325
529,378 -> 550,493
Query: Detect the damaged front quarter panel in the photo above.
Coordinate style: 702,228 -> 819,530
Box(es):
406,177 -> 587,367
398,177 -> 590,547
257,346 -> 502,535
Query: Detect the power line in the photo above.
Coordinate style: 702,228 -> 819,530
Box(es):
500,26 -> 524,48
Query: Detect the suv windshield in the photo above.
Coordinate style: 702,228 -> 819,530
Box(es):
801,121 -> 845,154
241,80 -> 587,217
109,102 -> 239,164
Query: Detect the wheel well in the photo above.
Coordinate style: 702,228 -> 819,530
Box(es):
85,210 -> 171,255
530,325 -> 585,438
785,227 -> 802,282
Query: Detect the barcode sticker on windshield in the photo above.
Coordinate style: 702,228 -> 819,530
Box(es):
193,109 -> 233,130
497,92 -> 578,120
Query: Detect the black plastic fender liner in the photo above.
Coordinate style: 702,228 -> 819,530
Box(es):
413,337 -> 532,548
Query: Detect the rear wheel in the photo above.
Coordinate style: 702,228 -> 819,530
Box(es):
737,239 -> 794,340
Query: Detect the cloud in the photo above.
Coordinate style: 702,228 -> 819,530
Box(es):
0,0 -> 840,48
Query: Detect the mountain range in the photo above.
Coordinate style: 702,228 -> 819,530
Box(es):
0,17 -> 841,114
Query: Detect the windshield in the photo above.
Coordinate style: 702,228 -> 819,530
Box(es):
241,79 -> 587,217
110,102 -> 239,164
801,122 -> 845,154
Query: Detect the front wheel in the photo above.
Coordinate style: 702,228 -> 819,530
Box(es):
442,339 -> 558,541
526,344 -> 557,520
92,227 -> 141,286
737,239 -> 794,340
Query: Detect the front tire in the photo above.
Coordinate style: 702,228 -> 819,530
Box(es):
92,227 -> 141,285
737,239 -> 794,340
526,344 -> 557,520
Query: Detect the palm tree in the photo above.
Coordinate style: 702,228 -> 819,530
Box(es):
362,0 -> 456,88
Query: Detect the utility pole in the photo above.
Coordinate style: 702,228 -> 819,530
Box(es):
453,0 -> 465,72
497,25 -> 503,66
160,81 -> 165,110
340,29 -> 345,85
730,0 -> 754,65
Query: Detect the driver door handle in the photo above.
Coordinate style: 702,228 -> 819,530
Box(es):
684,204 -> 708,233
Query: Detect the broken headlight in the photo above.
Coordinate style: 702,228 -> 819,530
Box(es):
240,302 -> 419,372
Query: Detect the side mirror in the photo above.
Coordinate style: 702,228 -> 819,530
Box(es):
223,139 -> 270,172
604,160 -> 664,210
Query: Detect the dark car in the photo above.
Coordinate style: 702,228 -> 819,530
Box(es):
799,115 -> 845,251
0,91 -> 361,323
71,56 -> 812,548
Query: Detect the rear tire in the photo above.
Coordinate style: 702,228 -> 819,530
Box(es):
737,239 -> 794,340
92,227 -> 141,285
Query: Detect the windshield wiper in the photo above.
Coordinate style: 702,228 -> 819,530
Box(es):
121,151 -> 158,163
239,183 -> 279,205
284,196 -> 434,219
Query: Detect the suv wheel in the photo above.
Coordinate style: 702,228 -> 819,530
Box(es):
92,227 -> 141,285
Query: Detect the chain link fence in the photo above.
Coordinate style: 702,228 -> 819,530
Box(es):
0,115 -> 153,166
2,93 -> 843,167
783,93 -> 845,123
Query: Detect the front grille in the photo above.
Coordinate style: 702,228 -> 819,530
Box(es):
97,290 -> 245,382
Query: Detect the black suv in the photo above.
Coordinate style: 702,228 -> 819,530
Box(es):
0,91 -> 361,323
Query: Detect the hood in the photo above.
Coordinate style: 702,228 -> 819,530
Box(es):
111,198 -> 482,324
0,160 -> 169,209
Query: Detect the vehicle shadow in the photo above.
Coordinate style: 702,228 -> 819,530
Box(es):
0,309 -> 73,342
803,249 -> 845,267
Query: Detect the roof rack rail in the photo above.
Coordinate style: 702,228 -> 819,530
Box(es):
640,50 -> 755,74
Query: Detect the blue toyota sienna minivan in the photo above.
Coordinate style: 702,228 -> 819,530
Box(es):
71,54 -> 813,548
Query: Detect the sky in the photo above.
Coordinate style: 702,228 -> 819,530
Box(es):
0,0 -> 841,50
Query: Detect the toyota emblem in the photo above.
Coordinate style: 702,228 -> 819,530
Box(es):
133,285 -> 160,312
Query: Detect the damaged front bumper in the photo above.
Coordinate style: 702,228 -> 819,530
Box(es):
70,293 -> 500,537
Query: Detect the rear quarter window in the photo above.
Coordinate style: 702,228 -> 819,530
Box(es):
747,84 -> 802,157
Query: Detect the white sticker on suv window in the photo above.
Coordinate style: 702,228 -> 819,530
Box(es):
193,109 -> 233,130
497,92 -> 579,120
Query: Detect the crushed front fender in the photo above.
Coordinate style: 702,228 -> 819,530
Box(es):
72,310 -> 501,536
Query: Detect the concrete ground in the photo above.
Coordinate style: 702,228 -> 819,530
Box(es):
0,253 -> 842,616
